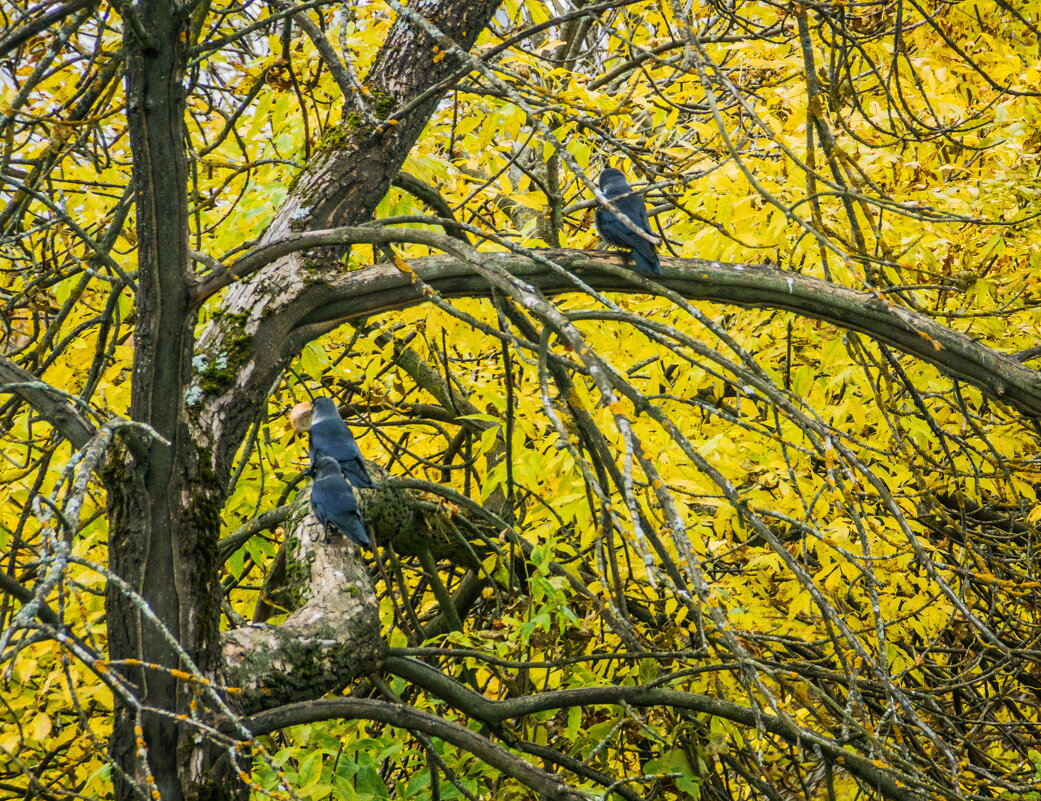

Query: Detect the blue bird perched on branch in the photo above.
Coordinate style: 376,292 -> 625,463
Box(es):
310,453 -> 370,546
595,167 -> 662,276
291,396 -> 376,489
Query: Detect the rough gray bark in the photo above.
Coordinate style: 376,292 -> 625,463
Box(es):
222,512 -> 382,714
221,469 -> 500,711
110,1 -> 225,799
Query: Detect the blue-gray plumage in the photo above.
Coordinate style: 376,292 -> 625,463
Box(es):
310,453 -> 370,546
308,396 -> 376,489
595,167 -> 661,276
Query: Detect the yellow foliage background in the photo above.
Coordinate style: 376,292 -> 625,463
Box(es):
3,0 -> 1041,798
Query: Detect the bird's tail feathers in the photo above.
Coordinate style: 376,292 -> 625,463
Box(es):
633,246 -> 662,276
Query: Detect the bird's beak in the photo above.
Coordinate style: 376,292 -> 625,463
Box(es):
289,401 -> 314,434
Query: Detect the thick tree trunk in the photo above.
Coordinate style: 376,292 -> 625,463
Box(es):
107,2 -> 504,798
107,465 -> 227,801
109,3 -> 227,799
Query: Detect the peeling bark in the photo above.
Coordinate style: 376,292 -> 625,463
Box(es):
222,472 -> 499,713
223,509 -> 381,714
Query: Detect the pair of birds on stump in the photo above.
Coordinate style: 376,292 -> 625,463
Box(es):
291,396 -> 373,547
